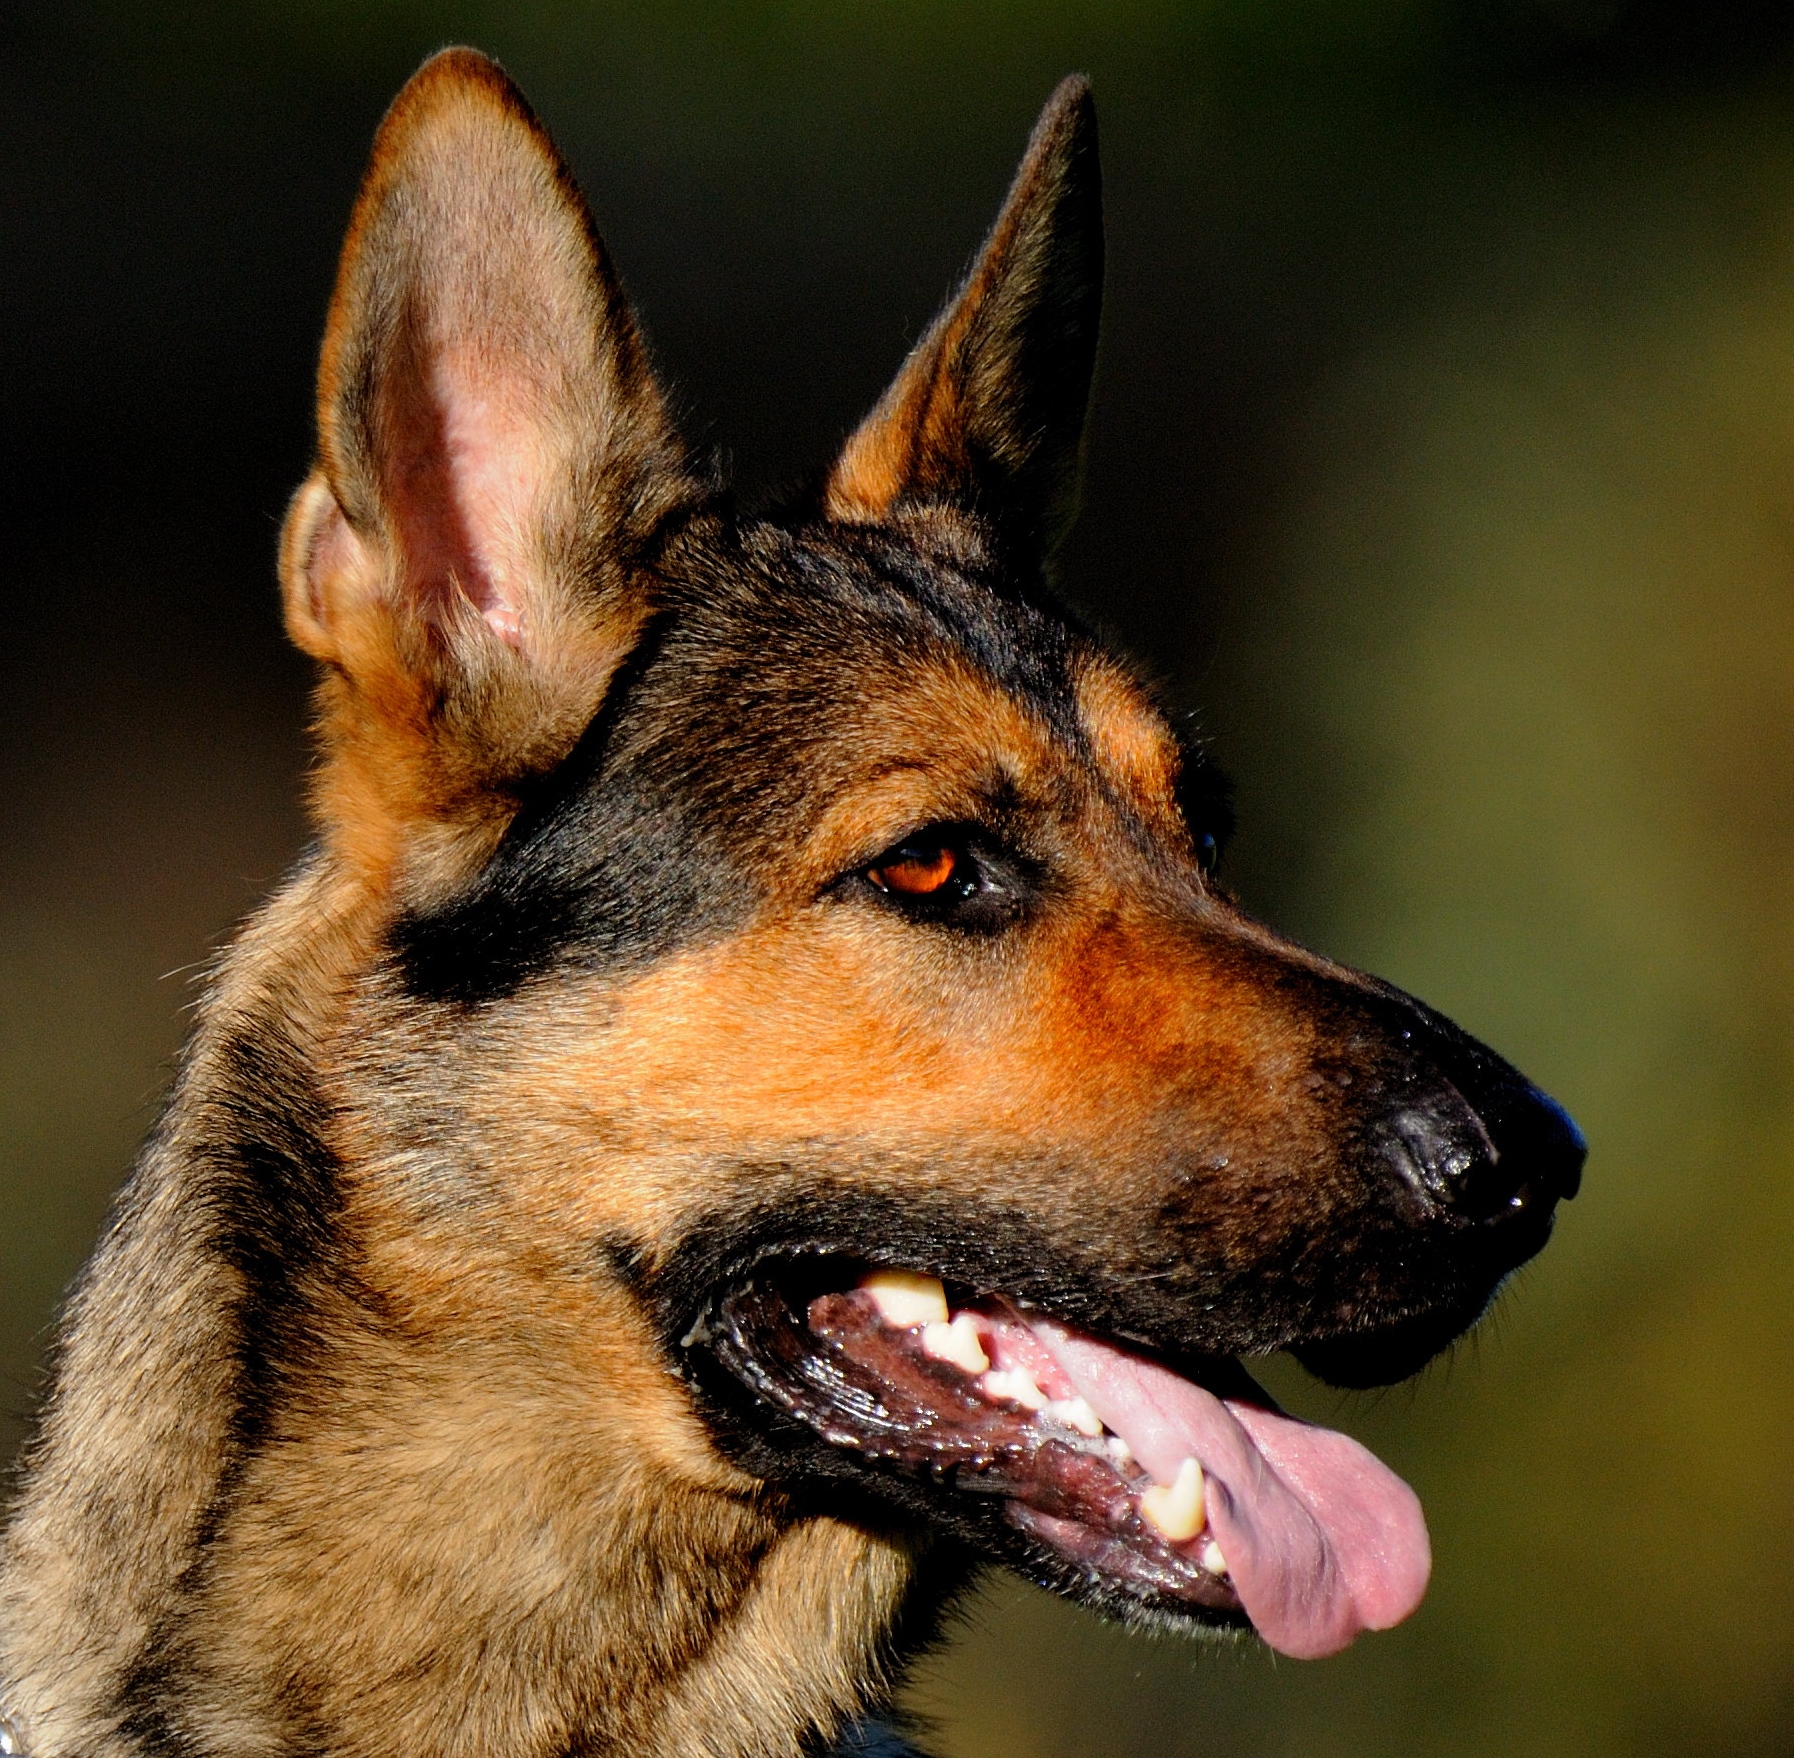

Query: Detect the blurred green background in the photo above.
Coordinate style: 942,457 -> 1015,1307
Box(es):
5,1 -> 1794,1753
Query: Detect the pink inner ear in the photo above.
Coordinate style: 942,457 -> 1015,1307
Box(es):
305,491 -> 366,626
384,344 -> 544,648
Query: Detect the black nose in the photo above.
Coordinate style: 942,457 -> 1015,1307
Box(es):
1477,1079 -> 1586,1214
1380,1075 -> 1585,1226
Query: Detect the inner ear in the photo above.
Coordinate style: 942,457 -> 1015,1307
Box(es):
376,330 -> 544,644
825,75 -> 1102,557
294,46 -> 692,669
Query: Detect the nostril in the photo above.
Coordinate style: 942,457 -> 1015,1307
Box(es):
1377,1081 -> 1585,1225
1376,1097 -> 1503,1219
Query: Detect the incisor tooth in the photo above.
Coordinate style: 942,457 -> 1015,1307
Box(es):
1043,1396 -> 1104,1438
1200,1538 -> 1229,1577
978,1367 -> 1050,1411
861,1269 -> 949,1329
922,1315 -> 990,1374
1140,1457 -> 1206,1543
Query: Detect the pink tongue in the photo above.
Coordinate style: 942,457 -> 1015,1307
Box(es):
1030,1318 -> 1431,1659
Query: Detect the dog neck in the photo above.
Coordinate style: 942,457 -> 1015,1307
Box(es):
0,859 -> 923,1758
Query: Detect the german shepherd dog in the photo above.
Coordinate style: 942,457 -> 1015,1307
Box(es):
0,48 -> 1583,1758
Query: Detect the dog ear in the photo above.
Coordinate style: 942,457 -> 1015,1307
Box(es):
824,76 -> 1101,557
280,48 -> 696,883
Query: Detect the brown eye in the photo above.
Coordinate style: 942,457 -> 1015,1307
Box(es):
848,823 -> 1027,932
867,843 -> 958,895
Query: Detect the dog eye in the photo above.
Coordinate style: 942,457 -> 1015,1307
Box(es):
853,826 -> 1025,931
1197,832 -> 1220,878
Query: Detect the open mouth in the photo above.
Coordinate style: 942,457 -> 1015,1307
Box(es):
687,1261 -> 1432,1659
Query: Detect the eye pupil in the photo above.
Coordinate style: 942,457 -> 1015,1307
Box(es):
1198,832 -> 1219,876
870,844 -> 958,895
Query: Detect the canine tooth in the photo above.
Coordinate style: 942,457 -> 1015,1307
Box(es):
978,1367 -> 1049,1411
1201,1538 -> 1229,1577
1044,1396 -> 1104,1438
861,1269 -> 949,1329
1141,1457 -> 1206,1544
922,1315 -> 990,1374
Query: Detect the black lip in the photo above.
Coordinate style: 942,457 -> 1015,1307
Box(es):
639,1182 -> 1521,1363
638,1167 -> 1555,1401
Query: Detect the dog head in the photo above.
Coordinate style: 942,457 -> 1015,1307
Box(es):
281,50 -> 1583,1660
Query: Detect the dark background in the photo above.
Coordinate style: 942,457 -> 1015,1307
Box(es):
6,2 -> 1794,1753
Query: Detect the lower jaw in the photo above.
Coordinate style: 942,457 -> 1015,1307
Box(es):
1006,1506 -> 1242,1617
690,1269 -> 1247,1626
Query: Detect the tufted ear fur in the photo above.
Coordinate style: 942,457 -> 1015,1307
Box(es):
280,47 -> 698,888
824,76 -> 1102,558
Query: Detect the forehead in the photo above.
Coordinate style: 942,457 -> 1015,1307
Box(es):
624,520 -> 1176,816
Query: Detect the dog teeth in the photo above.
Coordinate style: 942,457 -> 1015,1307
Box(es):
1140,1457 -> 1206,1544
1200,1538 -> 1229,1578
861,1270 -> 949,1329
1043,1396 -> 1104,1438
978,1367 -> 1050,1411
1105,1433 -> 1136,1469
922,1314 -> 990,1374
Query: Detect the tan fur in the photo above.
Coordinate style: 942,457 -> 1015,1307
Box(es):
1073,653 -> 1190,843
